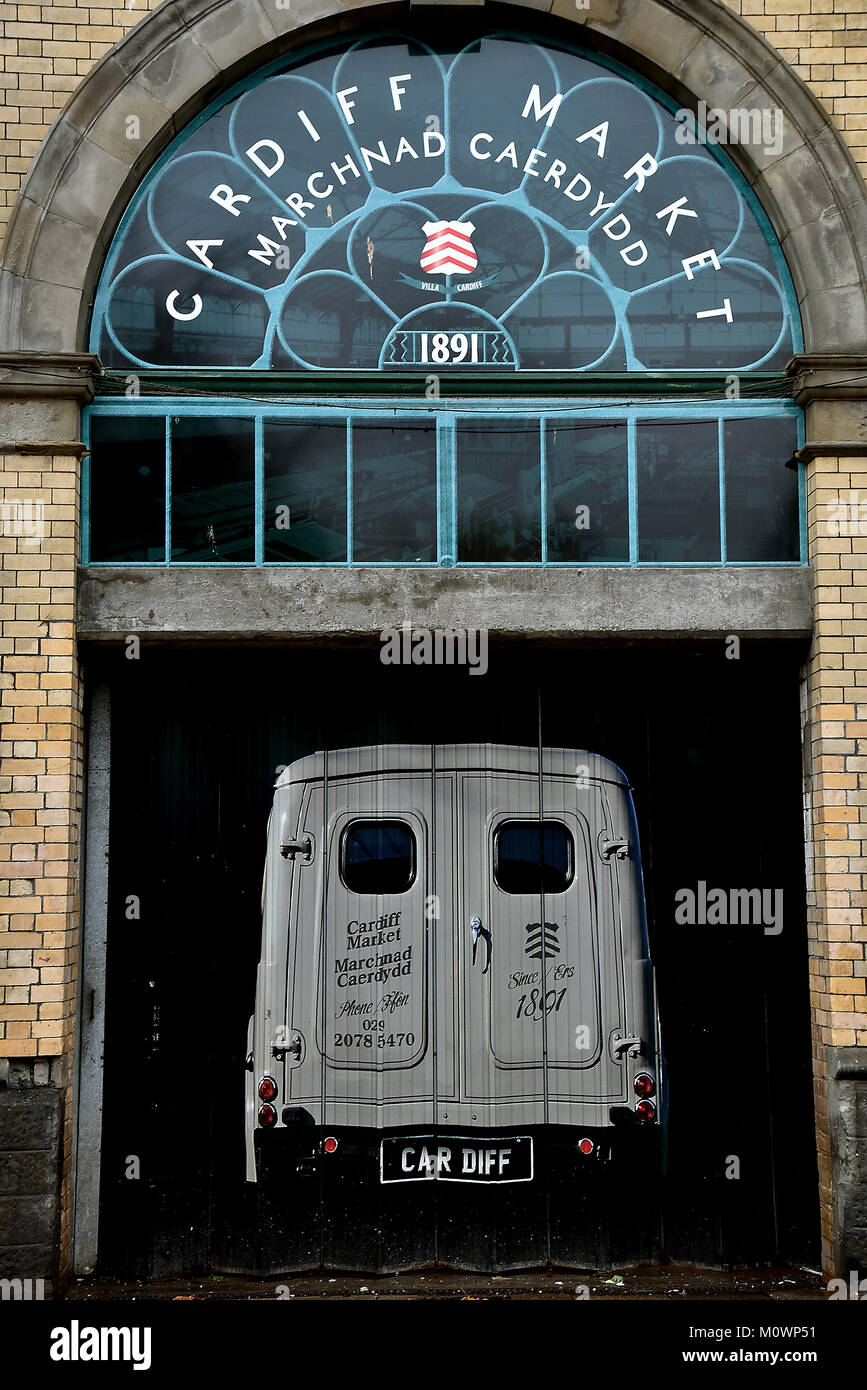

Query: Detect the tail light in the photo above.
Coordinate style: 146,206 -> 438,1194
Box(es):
258,1075 -> 278,1102
258,1102 -> 278,1127
323,1136 -> 339,1154
633,1073 -> 655,1097
578,1137 -> 594,1156
635,1099 -> 655,1122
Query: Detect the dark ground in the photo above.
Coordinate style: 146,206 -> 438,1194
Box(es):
66,1265 -> 825,1301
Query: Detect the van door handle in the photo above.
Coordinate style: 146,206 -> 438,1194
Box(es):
471,915 -> 492,974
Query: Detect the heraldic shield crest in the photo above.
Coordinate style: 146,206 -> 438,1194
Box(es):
420,221 -> 478,277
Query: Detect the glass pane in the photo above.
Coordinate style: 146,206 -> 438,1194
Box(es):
170,418 -> 254,562
637,420 -> 720,562
342,821 -> 416,894
457,420 -> 541,561
351,422 -> 437,562
546,420 -> 629,562
494,822 -> 573,895
264,421 -> 347,562
88,417 -> 166,562
725,418 -> 800,561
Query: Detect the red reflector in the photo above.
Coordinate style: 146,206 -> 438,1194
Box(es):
635,1099 -> 656,1122
323,1136 -> 338,1154
258,1103 -> 277,1127
633,1073 -> 655,1098
578,1137 -> 594,1155
258,1076 -> 278,1102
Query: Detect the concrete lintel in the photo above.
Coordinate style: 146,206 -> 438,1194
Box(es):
77,565 -> 813,641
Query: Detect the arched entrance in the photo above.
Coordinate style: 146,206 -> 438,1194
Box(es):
1,0 -> 866,1281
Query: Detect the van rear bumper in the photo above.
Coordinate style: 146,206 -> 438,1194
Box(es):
253,1122 -> 662,1183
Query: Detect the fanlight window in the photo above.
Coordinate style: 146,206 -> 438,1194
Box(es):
92,32 -> 797,373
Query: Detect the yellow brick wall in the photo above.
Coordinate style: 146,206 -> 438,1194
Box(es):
0,0 -> 867,241
803,450 -> 867,1268
0,449 -> 83,1064
0,0 -> 164,238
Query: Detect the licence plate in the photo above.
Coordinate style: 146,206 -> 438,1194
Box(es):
380,1135 -> 533,1184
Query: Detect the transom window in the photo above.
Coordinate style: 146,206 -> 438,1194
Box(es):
83,404 -> 802,566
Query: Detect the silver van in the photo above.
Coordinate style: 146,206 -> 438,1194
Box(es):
245,743 -> 664,1186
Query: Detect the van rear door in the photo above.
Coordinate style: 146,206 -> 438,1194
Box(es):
308,753 -> 451,1128
460,761 -> 626,1126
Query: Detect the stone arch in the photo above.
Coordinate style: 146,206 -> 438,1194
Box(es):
0,0 -> 865,357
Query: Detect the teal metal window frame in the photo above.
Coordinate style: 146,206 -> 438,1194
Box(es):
81,394 -> 806,567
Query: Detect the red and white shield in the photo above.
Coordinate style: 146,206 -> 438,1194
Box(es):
420,220 -> 477,277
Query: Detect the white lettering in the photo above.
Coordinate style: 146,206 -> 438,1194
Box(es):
576,121 -> 608,157
682,248 -> 721,280
602,213 -> 631,241
185,239 -> 222,269
307,172 -> 334,199
563,172 -> 591,202
656,196 -> 699,236
336,86 -> 358,124
423,131 -> 445,157
360,141 -> 391,172
622,152 -> 658,192
495,141 -> 519,168
521,84 -> 563,128
620,239 -> 648,265
330,153 -> 361,184
544,158 -> 567,188
245,138 -> 284,177
165,290 -> 202,321
297,109 -> 320,142
389,73 -> 412,110
470,132 -> 492,159
209,184 -> 251,218
696,298 -> 733,322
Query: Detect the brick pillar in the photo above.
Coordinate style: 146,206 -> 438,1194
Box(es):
794,356 -> 867,1277
0,354 -> 97,1289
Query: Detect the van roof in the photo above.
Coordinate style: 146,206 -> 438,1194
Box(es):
274,744 -> 630,788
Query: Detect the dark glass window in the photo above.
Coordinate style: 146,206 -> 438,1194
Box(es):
264,421 -> 347,562
342,821 -> 416,895
88,416 -> 166,562
457,420 -> 541,561
725,417 -> 800,561
638,420 -> 720,562
546,420 -> 628,562
352,423 -> 437,562
170,417 -> 254,562
494,821 -> 574,895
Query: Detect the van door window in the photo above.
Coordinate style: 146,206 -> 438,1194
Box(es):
494,821 -> 573,894
341,820 -> 416,894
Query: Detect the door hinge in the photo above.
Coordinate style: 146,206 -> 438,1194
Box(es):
610,1033 -> 643,1060
280,836 -> 313,862
273,1030 -> 304,1063
599,834 -> 629,861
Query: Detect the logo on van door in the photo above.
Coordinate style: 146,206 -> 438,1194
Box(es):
524,922 -> 560,959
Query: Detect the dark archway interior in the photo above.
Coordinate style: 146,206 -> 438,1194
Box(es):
91,642 -> 818,1275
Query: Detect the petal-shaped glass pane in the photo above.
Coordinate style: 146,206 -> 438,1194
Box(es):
103,259 -> 267,367
506,274 -> 619,369
277,274 -> 393,368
